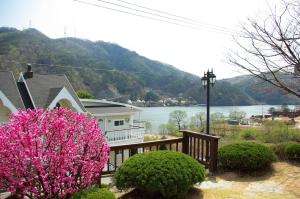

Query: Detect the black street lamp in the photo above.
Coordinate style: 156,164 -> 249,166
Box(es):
201,69 -> 216,161
201,69 -> 216,135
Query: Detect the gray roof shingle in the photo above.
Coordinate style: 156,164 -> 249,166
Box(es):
23,74 -> 85,111
0,71 -> 25,109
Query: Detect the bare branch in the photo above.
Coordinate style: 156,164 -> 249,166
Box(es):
229,0 -> 300,98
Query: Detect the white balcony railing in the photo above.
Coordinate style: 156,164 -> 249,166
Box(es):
105,127 -> 145,146
132,120 -> 145,128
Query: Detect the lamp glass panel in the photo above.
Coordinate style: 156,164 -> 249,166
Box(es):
201,77 -> 207,86
211,76 -> 216,84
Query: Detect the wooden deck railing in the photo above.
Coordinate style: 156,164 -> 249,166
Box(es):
102,130 -> 220,175
181,130 -> 220,172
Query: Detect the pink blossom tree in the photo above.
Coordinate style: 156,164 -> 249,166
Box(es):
0,108 -> 109,198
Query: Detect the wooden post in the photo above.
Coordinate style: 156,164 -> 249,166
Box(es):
182,131 -> 189,154
209,138 -> 219,172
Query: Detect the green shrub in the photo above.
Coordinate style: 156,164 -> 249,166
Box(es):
72,187 -> 115,199
250,121 -> 300,143
269,142 -> 293,160
285,143 -> 300,161
289,129 -> 300,142
100,183 -> 109,189
218,142 -> 276,171
240,129 -> 256,140
158,144 -> 167,150
114,151 -> 205,199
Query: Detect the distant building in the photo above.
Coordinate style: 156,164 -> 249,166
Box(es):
227,119 -> 239,125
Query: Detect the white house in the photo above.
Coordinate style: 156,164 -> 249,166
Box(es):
80,99 -> 145,146
0,65 -> 145,146
0,66 -> 85,123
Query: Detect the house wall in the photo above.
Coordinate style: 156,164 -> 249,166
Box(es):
48,87 -> 84,112
105,114 -> 133,132
93,114 -> 134,132
0,92 -> 18,123
0,103 -> 11,122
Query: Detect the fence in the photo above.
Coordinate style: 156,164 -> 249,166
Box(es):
102,130 -> 219,174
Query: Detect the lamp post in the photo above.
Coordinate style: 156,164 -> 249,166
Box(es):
201,69 -> 216,161
201,69 -> 216,135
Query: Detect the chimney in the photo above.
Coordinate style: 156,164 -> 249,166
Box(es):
24,63 -> 33,78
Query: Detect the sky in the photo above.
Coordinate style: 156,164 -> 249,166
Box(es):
0,0 -> 279,79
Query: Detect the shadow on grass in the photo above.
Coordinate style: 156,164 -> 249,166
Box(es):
214,164 -> 275,183
119,188 -> 204,199
285,160 -> 300,167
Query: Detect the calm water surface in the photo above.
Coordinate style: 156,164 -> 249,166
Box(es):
134,105 -> 296,132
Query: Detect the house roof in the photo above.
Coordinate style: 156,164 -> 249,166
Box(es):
80,99 -> 143,111
0,71 -> 25,109
85,106 -> 137,116
23,74 -> 85,111
81,99 -> 142,116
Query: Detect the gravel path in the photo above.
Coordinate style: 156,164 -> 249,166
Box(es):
195,161 -> 300,199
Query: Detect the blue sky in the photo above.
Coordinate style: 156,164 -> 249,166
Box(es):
0,0 -> 280,79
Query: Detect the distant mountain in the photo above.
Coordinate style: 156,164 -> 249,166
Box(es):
223,75 -> 300,105
0,27 -> 298,106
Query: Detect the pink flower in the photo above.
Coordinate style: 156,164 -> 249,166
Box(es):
0,108 -> 109,198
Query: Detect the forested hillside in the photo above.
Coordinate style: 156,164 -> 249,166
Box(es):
223,75 -> 300,105
0,27 -> 298,105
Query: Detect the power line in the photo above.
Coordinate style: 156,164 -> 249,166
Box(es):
93,0 -> 235,34
114,0 -> 237,33
3,60 -> 203,78
116,0 -> 199,22
2,60 -> 143,74
73,0 -> 235,35
74,0 -> 203,31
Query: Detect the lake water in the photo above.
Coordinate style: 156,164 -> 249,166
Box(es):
134,105 -> 296,132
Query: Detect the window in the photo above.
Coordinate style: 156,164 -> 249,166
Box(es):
114,120 -> 124,126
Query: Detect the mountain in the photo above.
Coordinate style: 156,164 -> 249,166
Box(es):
0,27 -> 298,106
223,75 -> 300,105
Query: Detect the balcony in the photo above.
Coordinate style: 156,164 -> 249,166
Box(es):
105,126 -> 145,146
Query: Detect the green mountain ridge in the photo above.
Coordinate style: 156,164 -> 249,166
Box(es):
0,27 -> 298,105
223,75 -> 300,105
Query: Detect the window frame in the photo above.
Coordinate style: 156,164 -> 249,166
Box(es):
114,119 -> 125,127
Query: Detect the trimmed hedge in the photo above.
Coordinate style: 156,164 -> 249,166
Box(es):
114,150 -> 205,199
72,187 -> 116,199
285,143 -> 300,161
218,142 -> 276,171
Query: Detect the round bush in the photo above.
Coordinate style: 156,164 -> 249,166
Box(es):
285,143 -> 300,161
218,142 -> 276,171
114,151 -> 205,199
269,142 -> 293,160
72,187 -> 116,199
